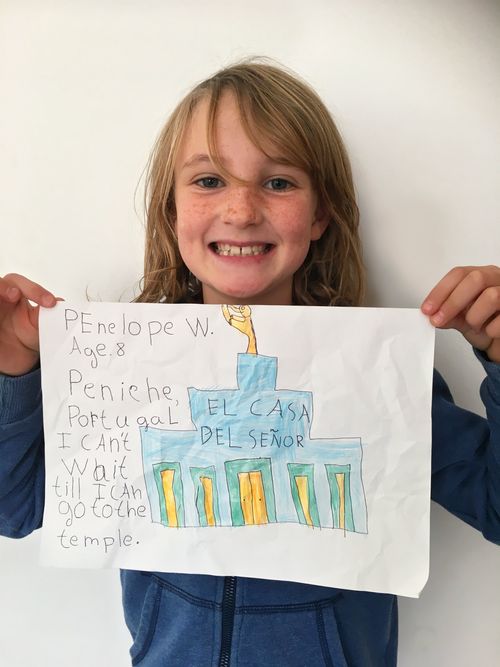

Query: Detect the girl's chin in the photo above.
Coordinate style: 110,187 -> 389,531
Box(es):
202,282 -> 292,306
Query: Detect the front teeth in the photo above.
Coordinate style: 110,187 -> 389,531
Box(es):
214,243 -> 269,256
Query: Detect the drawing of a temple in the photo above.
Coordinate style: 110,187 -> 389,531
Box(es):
140,306 -> 367,533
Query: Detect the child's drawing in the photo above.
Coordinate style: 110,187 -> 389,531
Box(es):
221,304 -> 258,354
141,307 -> 367,533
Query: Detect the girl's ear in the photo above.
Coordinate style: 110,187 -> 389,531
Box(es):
311,207 -> 329,241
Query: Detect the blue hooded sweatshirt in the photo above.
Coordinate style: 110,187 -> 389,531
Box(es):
1,351 -> 499,666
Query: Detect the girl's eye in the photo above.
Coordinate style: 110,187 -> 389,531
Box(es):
196,177 -> 223,188
265,178 -> 293,191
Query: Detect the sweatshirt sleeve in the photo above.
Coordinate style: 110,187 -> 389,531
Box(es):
0,368 -> 45,538
431,350 -> 500,545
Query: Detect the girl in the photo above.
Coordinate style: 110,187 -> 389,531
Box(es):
1,60 -> 499,666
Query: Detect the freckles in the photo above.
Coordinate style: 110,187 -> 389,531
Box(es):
279,214 -> 313,238
272,198 -> 314,235
177,201 -> 211,234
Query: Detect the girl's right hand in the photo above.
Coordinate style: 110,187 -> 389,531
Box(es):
0,274 -> 58,376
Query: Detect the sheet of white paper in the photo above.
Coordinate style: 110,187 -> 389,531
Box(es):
39,303 -> 435,597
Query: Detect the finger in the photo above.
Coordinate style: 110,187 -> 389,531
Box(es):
485,313 -> 500,341
485,336 -> 500,363
421,266 -> 472,315
1,273 -> 57,307
425,267 -> 499,327
0,277 -> 22,303
464,286 -> 500,333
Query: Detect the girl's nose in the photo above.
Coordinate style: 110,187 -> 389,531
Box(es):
223,186 -> 263,227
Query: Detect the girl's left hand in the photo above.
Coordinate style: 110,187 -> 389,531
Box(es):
421,265 -> 500,363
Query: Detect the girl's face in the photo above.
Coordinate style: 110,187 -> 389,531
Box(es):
174,92 -> 327,305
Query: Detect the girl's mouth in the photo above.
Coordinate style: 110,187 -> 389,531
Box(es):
210,243 -> 273,257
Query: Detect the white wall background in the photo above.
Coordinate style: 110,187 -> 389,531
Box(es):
1,1 -> 499,665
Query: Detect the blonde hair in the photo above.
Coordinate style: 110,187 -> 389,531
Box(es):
136,58 -> 365,306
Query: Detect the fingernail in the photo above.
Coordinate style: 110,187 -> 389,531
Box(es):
7,287 -> 19,299
431,311 -> 445,325
421,301 -> 433,313
41,294 -> 55,307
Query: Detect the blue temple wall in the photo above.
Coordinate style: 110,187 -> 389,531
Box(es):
141,353 -> 367,532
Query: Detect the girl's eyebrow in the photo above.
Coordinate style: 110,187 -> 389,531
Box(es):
181,153 -> 213,170
181,153 -> 297,171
